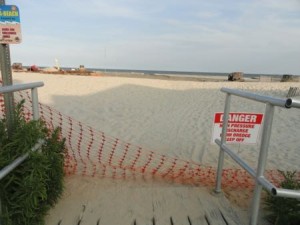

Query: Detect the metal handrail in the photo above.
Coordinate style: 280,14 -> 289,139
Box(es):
215,139 -> 300,199
0,82 -> 44,94
220,87 -> 293,108
0,82 -> 44,219
0,139 -> 45,180
215,88 -> 300,225
0,82 -> 45,177
221,87 -> 300,109
0,82 -> 44,120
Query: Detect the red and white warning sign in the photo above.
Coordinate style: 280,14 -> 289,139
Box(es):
211,112 -> 264,144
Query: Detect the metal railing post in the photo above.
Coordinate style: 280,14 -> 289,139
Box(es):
31,87 -> 40,120
215,93 -> 231,193
0,139 -> 45,180
249,103 -> 275,225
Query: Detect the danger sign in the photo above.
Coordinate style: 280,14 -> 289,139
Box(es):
212,112 -> 264,144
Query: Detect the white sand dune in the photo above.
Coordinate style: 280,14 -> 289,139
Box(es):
13,72 -> 300,170
12,72 -> 300,224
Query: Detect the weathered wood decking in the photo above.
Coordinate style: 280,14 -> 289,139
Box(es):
46,176 -> 247,225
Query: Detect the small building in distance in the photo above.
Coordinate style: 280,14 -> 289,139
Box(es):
12,62 -> 23,71
79,65 -> 86,72
281,74 -> 294,82
228,72 -> 244,81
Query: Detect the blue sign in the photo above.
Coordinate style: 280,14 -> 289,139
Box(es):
0,5 -> 21,44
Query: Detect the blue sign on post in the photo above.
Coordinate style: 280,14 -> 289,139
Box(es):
0,5 -> 21,44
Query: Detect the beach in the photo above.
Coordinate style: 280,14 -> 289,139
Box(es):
11,72 -> 300,224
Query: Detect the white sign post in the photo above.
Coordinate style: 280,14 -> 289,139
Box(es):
212,112 -> 264,144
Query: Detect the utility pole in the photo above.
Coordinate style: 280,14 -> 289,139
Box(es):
0,0 -> 15,135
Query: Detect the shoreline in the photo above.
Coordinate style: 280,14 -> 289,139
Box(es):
14,69 -> 263,82
14,67 -> 300,82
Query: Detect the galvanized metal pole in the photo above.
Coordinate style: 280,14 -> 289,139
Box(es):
215,93 -> 231,193
249,103 -> 275,225
0,0 -> 15,135
31,88 -> 40,120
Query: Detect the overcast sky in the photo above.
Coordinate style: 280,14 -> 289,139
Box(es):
7,0 -> 300,74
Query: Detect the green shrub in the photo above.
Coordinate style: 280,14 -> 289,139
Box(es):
264,171 -> 300,225
0,100 -> 66,225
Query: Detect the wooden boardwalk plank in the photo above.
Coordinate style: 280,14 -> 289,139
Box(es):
189,216 -> 209,225
205,208 -> 227,225
45,177 -> 246,225
217,194 -> 245,225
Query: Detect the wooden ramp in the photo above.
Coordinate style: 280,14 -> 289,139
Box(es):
46,176 -> 246,225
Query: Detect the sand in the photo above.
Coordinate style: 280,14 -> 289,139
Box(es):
11,72 -> 300,224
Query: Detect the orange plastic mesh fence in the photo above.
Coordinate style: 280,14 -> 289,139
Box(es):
0,86 -> 293,190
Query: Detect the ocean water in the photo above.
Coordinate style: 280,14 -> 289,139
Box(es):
87,68 -> 284,78
40,66 -> 293,78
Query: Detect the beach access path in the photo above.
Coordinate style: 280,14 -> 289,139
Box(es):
45,175 -> 247,225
